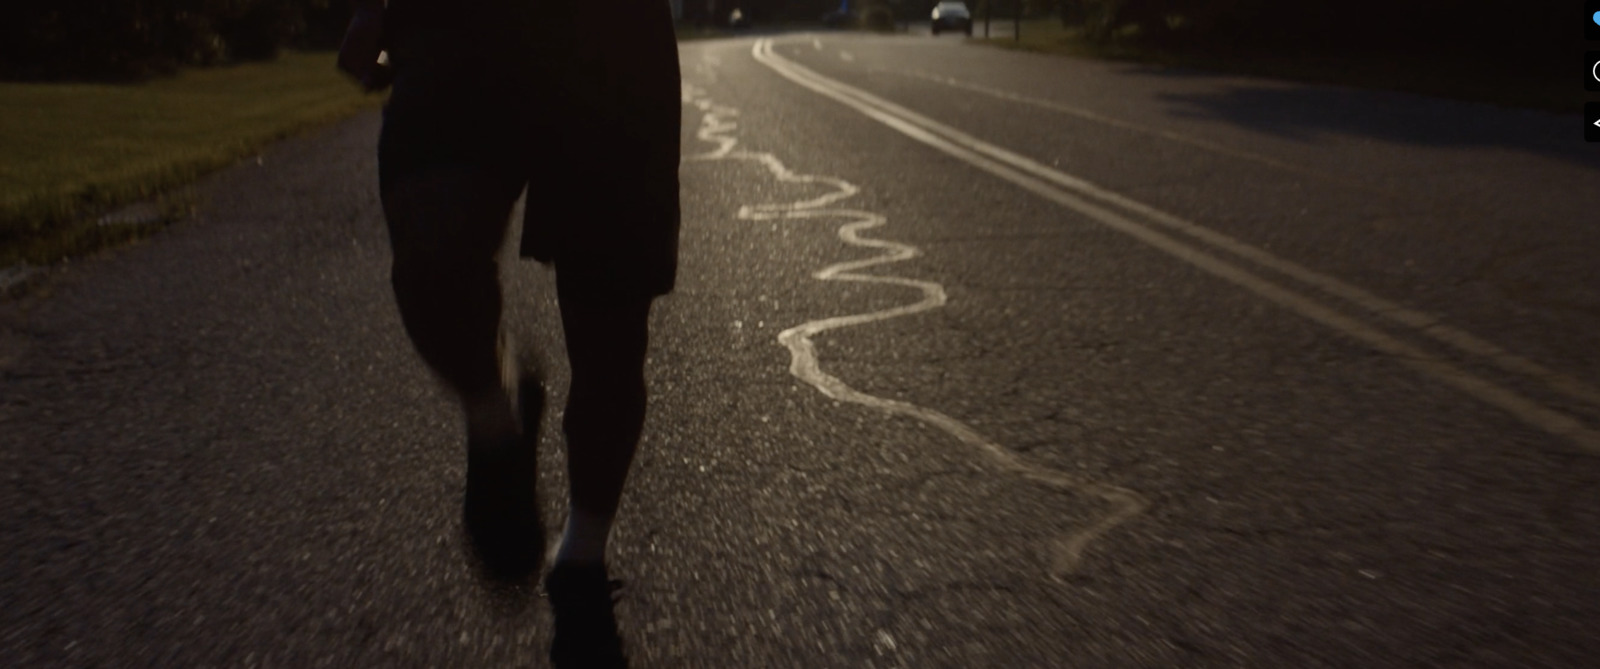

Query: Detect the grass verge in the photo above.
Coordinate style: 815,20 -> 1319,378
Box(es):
0,51 -> 383,267
971,19 -> 1570,114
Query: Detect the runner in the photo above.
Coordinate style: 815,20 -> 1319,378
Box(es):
340,2 -> 680,665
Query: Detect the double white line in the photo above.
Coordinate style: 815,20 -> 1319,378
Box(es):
752,38 -> 1600,454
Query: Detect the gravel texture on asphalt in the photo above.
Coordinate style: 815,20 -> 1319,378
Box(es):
3,35 -> 1598,667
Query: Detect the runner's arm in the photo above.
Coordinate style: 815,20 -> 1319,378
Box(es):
337,0 -> 391,92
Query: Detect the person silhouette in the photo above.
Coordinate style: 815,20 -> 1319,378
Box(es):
341,1 -> 679,665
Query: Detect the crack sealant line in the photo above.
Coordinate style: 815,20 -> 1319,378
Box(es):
680,78 -> 1149,580
752,38 -> 1600,455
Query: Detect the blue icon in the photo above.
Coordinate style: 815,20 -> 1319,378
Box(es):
1594,10 -> 1600,25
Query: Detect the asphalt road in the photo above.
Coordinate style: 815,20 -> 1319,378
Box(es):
4,33 -> 1600,667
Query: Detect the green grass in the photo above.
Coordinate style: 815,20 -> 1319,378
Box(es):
0,51 -> 382,265
972,19 -> 1570,114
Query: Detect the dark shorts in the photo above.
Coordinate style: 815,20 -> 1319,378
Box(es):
377,19 -> 681,299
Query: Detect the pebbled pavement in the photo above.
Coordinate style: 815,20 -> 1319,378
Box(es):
3,35 -> 1599,667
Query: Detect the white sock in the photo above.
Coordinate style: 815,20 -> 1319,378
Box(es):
554,507 -> 613,565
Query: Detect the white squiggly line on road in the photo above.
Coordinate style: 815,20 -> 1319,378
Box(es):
681,79 -> 1148,579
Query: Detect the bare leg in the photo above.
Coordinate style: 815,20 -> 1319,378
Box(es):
544,279 -> 649,666
380,167 -> 524,438
554,277 -> 652,565
382,165 -> 543,579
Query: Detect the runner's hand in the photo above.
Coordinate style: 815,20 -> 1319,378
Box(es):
360,63 -> 393,92
338,3 -> 389,92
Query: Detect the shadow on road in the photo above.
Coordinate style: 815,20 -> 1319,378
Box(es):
1130,68 -> 1597,169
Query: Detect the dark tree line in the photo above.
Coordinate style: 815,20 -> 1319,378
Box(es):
1,0 -> 355,81
5,0 -> 1564,81
682,0 -> 844,25
708,0 -> 1562,65
1059,0 -> 1564,63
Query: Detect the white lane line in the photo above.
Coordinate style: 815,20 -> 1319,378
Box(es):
876,65 -> 1600,412
682,78 -> 1148,580
886,68 -> 1311,176
840,51 -> 856,62
891,75 -> 1483,256
813,38 -> 823,50
753,38 -> 1600,454
792,45 -> 1600,414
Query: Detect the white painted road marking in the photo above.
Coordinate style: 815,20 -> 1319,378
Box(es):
839,51 -> 855,62
753,38 -> 1600,454
884,68 -> 1600,413
683,75 -> 1149,579
887,68 -> 1313,176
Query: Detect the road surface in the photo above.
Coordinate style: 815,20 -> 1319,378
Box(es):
4,33 -> 1599,667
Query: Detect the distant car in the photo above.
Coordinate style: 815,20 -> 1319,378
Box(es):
930,1 -> 972,35
728,8 -> 752,28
